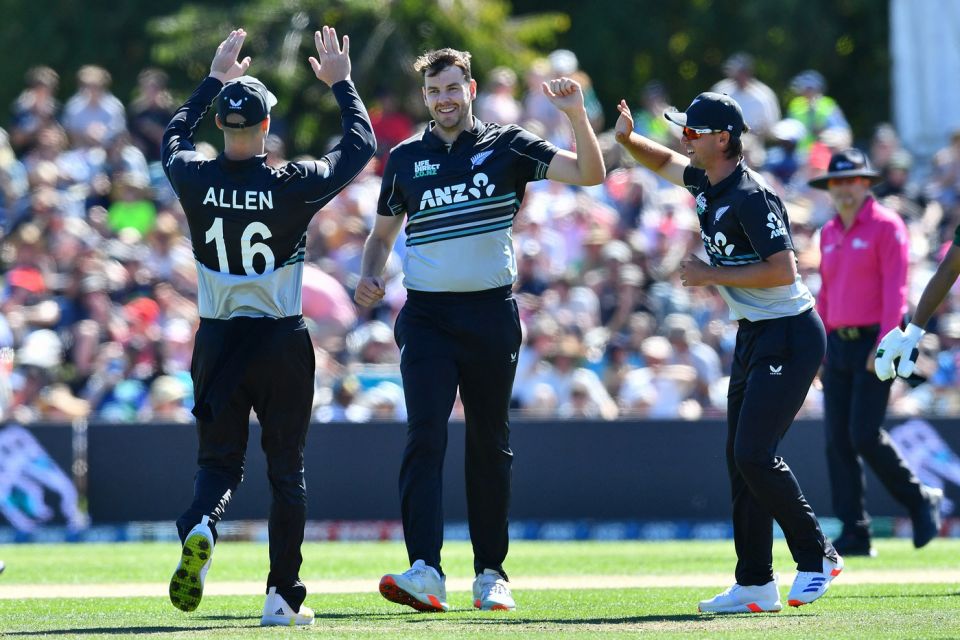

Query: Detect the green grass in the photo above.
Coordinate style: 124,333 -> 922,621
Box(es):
1,539 -> 958,638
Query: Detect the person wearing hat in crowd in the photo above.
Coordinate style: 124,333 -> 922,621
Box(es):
614,90 -> 842,613
354,45 -> 603,613
160,26 -> 375,625
812,148 -> 943,558
786,70 -> 850,157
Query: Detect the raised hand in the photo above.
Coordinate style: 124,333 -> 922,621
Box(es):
875,324 -> 924,380
541,77 -> 585,116
309,25 -> 351,86
210,29 -> 252,83
615,99 -> 634,144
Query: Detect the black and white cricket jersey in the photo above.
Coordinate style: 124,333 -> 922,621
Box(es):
683,160 -> 814,321
377,117 -> 558,292
162,77 -> 376,319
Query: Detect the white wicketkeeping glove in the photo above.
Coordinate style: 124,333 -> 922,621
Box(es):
874,323 -> 924,381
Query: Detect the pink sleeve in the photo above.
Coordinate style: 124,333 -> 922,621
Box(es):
876,216 -> 909,344
817,229 -> 832,334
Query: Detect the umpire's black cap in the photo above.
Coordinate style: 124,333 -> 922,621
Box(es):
807,148 -> 881,190
664,92 -> 747,137
216,75 -> 277,129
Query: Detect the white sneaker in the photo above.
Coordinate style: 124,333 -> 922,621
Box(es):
787,553 -> 843,607
260,587 -> 315,626
379,559 -> 449,612
473,569 -> 516,611
169,515 -> 214,612
698,576 -> 782,613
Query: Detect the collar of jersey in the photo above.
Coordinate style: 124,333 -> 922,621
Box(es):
703,159 -> 746,198
421,116 -> 485,151
218,152 -> 268,171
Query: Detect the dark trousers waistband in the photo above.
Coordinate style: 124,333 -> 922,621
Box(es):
406,285 -> 513,302
831,324 -> 880,341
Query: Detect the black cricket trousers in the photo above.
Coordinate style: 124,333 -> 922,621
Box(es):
176,315 -> 315,610
727,309 -> 833,586
822,326 -> 925,537
394,285 -> 522,578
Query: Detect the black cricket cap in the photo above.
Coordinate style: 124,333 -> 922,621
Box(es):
216,75 -> 277,129
664,92 -> 747,137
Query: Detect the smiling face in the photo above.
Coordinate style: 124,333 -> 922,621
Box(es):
682,129 -> 727,170
422,64 -> 477,140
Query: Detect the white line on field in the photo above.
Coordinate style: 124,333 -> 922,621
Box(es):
1,570 -> 957,600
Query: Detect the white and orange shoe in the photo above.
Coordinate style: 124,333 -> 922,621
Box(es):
787,552 -> 843,607
698,576 -> 782,613
379,560 -> 449,612
473,569 -> 516,611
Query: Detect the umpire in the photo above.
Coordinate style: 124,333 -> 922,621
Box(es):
615,92 -> 840,613
812,149 -> 942,557
161,27 -> 375,624
354,47 -> 604,612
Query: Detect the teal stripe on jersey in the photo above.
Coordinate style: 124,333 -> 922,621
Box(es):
408,212 -> 514,240
407,220 -> 513,246
410,192 -> 517,220
712,253 -> 761,265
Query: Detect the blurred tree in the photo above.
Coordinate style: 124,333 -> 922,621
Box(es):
512,0 -> 890,145
149,0 -> 568,155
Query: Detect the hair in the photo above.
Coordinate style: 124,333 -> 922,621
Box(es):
724,134 -> 744,160
26,66 -> 59,90
413,48 -> 472,80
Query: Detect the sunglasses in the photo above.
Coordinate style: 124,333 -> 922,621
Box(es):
682,126 -> 724,140
827,177 -> 869,187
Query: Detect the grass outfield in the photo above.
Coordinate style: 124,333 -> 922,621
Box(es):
0,539 -> 958,638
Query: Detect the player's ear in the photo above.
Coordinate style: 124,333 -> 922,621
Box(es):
214,114 -> 224,131
468,78 -> 477,101
261,116 -> 270,134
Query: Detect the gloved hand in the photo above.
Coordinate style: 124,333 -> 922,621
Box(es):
875,323 -> 924,380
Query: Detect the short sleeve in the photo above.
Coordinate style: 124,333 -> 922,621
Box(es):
377,152 -> 406,217
736,191 -> 795,258
507,126 -> 558,182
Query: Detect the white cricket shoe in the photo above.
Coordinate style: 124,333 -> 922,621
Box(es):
260,586 -> 315,626
698,576 -> 782,613
473,569 -> 516,611
379,559 -> 449,612
787,552 -> 843,607
169,515 -> 214,612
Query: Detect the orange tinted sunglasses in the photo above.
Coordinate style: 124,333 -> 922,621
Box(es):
682,126 -> 723,140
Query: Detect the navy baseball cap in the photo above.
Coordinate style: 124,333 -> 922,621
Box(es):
216,75 -> 277,129
808,148 -> 881,190
664,92 -> 747,137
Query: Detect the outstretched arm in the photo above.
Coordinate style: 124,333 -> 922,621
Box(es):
163,28 -> 253,190
876,243 -> 960,380
542,78 -> 605,186
614,99 -> 689,187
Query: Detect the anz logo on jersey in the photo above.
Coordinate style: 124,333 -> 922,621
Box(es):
767,212 -> 786,239
701,228 -> 737,258
418,172 -> 497,211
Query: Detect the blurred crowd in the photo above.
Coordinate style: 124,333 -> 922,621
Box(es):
3,50 -> 960,425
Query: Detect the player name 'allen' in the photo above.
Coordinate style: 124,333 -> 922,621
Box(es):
202,187 -> 274,210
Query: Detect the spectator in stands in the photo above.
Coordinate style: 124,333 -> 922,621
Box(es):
10,66 -> 60,154
62,65 -> 126,146
475,66 -> 522,125
711,52 -> 780,139
786,70 -> 850,157
128,68 -> 175,163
